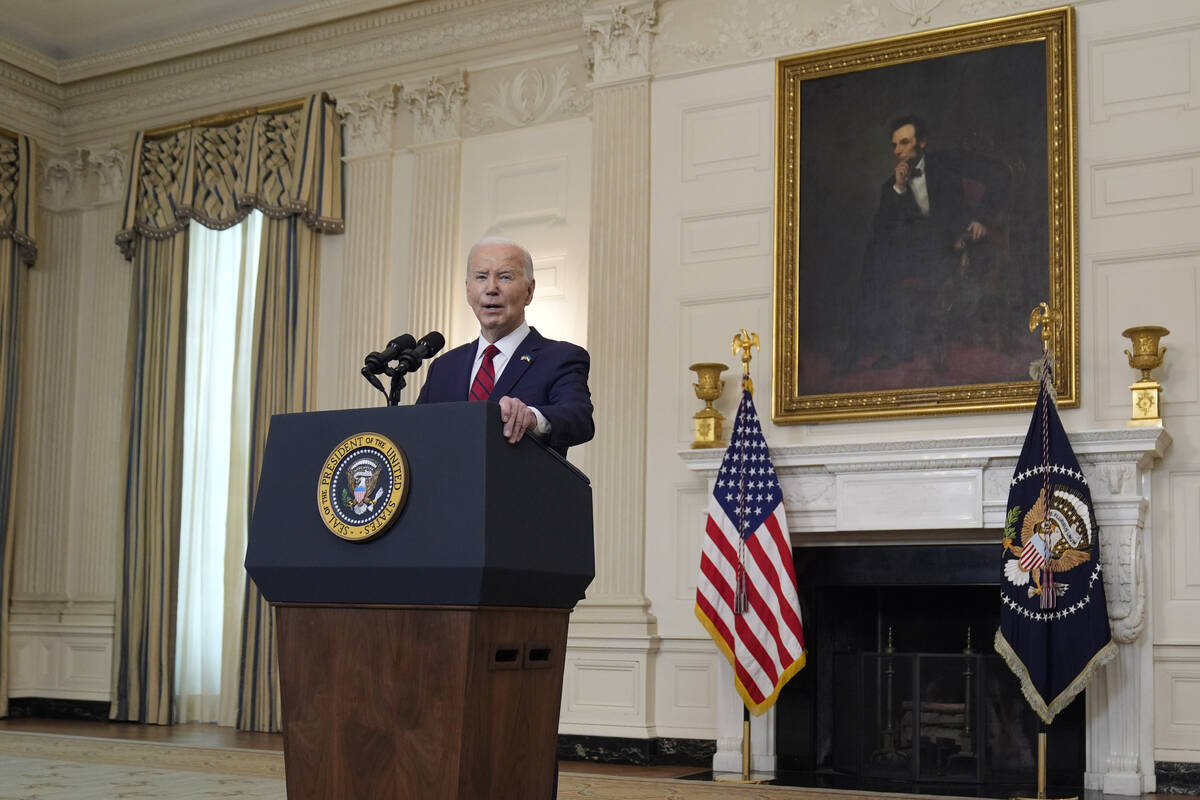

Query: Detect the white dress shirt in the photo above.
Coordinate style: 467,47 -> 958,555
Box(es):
469,320 -> 551,434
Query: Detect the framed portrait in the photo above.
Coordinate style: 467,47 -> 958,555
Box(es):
773,8 -> 1078,423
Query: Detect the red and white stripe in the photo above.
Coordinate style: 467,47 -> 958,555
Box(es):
695,499 -> 806,714
1019,533 -> 1050,573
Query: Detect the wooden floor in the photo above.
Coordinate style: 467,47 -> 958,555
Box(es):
0,717 -> 1191,798
0,716 -> 702,779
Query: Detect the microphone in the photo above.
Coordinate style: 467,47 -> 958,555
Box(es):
363,333 -> 417,375
395,331 -> 445,373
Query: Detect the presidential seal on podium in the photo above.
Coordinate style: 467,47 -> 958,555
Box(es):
317,432 -> 409,541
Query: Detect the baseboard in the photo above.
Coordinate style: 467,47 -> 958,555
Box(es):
1157,761 -> 1200,795
557,734 -> 715,767
5,697 -> 109,721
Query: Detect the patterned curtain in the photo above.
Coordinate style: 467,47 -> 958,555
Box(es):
237,100 -> 339,732
0,131 -> 37,719
112,95 -> 343,725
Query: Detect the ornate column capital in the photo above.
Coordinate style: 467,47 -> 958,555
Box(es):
401,71 -> 467,145
583,1 -> 657,86
336,83 -> 401,158
39,142 -> 129,211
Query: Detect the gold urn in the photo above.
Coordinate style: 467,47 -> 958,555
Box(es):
1122,325 -> 1169,427
689,362 -> 729,449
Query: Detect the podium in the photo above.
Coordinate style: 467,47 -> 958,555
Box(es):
246,402 -> 594,799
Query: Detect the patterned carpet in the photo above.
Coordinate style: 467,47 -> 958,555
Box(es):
0,731 -> 974,800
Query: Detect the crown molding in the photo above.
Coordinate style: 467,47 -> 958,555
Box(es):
0,65 -> 65,145
0,0 -> 417,84
14,0 -> 585,143
0,39 -> 60,82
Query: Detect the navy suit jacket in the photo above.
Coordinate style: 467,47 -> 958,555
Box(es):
414,327 -> 594,455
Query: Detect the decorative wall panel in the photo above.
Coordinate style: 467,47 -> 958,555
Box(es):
680,97 -> 771,181
1092,151 -> 1200,218
489,156 -> 568,228
1092,248 -> 1200,419
673,485 -> 706,601
680,206 -> 771,265
676,293 -> 770,443
1089,24 -> 1200,122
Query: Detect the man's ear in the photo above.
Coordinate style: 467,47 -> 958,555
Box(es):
526,279 -> 535,305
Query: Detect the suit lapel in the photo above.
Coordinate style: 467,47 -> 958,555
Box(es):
456,339 -> 479,401
490,328 -> 543,400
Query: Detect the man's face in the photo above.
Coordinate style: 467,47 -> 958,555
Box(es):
466,243 -> 535,342
891,123 -> 925,165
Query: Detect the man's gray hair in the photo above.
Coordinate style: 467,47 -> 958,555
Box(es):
466,236 -> 534,280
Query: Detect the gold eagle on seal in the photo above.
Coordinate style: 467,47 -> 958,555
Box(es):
1003,485 -> 1093,598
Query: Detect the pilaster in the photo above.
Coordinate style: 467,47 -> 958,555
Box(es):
402,73 -> 466,353
334,84 -> 402,410
8,143 -> 130,702
560,0 -> 657,740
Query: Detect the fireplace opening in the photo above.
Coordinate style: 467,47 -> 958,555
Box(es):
773,543 -> 1085,796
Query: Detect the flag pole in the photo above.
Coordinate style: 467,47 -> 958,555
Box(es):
742,707 -> 752,781
739,331 -> 753,783
725,329 -> 767,786
734,329 -> 757,785
1013,306 -> 1077,800
706,327 -> 804,786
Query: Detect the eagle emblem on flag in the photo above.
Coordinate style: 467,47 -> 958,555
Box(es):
1003,485 -> 1093,599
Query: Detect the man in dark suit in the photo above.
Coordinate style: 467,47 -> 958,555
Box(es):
858,114 -> 1007,372
415,236 -> 594,456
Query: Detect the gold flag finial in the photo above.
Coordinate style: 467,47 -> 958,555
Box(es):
1028,302 -> 1056,355
731,330 -> 760,395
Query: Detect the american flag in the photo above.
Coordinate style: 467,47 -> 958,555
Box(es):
695,384 -> 806,714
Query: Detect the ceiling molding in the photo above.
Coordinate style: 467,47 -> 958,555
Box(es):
0,39 -> 60,82
0,0 -> 535,85
2,0 -> 589,145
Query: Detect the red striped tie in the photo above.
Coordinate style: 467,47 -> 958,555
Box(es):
469,344 -> 500,401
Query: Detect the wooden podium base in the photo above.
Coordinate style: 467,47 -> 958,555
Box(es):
275,603 -> 568,800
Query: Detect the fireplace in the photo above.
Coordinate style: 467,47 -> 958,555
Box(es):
681,427 -> 1169,795
773,545 -> 1084,795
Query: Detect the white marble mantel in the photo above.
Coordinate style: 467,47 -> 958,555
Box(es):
680,426 -> 1171,795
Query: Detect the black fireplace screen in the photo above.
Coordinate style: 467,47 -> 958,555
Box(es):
833,650 -> 1041,784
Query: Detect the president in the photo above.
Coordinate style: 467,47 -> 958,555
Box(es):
415,236 -> 594,456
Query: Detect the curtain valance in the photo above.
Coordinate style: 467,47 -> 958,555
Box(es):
0,131 -> 38,266
116,95 -> 343,260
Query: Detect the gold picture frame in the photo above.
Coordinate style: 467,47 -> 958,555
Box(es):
773,7 -> 1078,423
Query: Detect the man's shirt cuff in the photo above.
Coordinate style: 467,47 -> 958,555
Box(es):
529,406 -> 551,436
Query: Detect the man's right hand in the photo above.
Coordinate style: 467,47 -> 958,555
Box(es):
894,160 -> 911,191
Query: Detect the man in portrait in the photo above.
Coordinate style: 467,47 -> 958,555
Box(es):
415,235 -> 594,456
856,114 -> 1010,373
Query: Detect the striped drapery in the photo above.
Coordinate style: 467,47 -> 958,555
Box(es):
0,130 -> 37,719
113,95 -> 343,725
236,217 -> 320,732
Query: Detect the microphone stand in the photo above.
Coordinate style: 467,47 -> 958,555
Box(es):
385,364 -> 408,407
361,358 -> 416,406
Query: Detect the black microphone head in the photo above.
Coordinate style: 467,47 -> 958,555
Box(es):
388,333 -> 417,352
418,331 -> 445,357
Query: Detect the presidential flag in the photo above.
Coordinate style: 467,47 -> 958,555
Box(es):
695,381 -> 806,714
994,361 -> 1117,724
